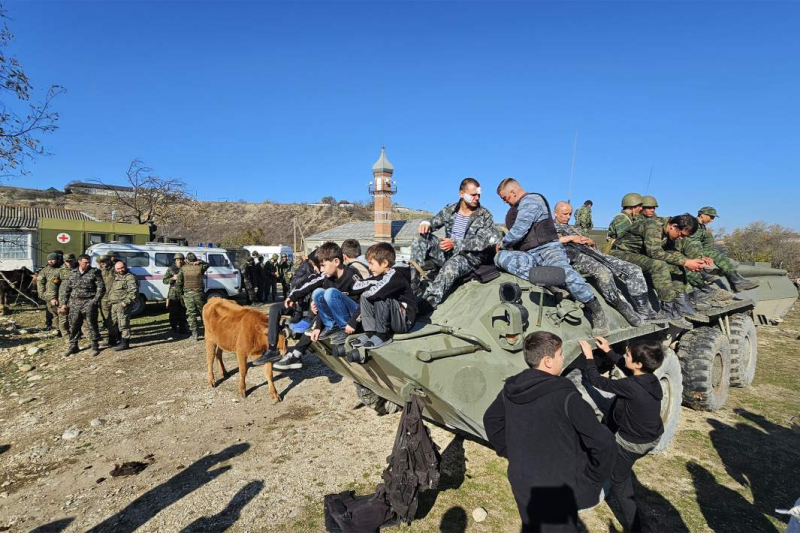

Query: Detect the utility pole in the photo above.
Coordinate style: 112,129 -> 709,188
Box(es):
293,217 -> 297,253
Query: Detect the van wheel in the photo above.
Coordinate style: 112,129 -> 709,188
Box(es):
729,314 -> 757,388
130,295 -> 147,317
206,291 -> 226,300
678,326 -> 731,411
355,384 -> 401,416
651,348 -> 683,453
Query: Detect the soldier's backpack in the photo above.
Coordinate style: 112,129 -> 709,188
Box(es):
323,488 -> 396,533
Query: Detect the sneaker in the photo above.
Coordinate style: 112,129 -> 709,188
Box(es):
318,327 -> 341,340
350,334 -> 371,348
252,348 -> 281,366
289,319 -> 312,334
329,330 -> 349,345
362,336 -> 393,349
273,354 -> 303,371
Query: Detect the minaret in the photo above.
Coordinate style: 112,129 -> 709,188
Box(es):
369,146 -> 396,242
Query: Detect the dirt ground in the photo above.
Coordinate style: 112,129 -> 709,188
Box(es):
1,301 -> 798,532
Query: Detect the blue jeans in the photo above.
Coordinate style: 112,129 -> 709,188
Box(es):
312,288 -> 358,329
495,241 -> 596,303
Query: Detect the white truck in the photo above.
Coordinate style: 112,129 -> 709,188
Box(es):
86,243 -> 241,316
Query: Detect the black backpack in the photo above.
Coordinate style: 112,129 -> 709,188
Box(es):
323,489 -> 396,533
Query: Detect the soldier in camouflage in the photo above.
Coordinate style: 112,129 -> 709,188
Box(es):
57,253 -> 78,339
606,193 -> 644,244
574,200 -> 593,233
163,252 -> 189,335
242,256 -> 258,304
264,254 -> 279,302
254,253 -> 267,303
96,255 -> 118,347
411,178 -> 499,310
553,202 -> 658,326
36,253 -> 63,335
611,214 -> 708,329
109,261 -> 138,351
278,252 -> 293,297
640,195 -> 658,218
495,178 -> 611,336
59,254 -> 105,357
177,252 -> 209,340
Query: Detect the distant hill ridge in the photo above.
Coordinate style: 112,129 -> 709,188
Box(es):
0,185 -> 430,248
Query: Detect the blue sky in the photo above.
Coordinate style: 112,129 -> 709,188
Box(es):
7,1 -> 800,231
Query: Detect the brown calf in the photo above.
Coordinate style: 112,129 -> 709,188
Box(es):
202,298 -> 283,401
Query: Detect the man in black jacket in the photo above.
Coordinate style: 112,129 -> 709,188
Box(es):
484,332 -> 617,532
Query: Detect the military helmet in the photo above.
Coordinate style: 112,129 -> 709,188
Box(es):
621,193 -> 644,208
641,195 -> 659,208
47,252 -> 59,261
186,252 -> 197,261
174,253 -> 185,260
251,251 -> 260,258
107,250 -> 117,258
698,206 -> 718,218
272,254 -> 279,260
98,255 -> 110,263
281,253 -> 288,258
64,253 -> 76,261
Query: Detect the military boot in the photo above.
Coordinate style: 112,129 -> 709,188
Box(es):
674,292 -> 705,322
90,341 -> 102,357
726,271 -> 760,293
689,287 -> 716,311
191,329 -> 199,341
585,298 -> 611,336
607,293 -> 644,327
659,301 -> 693,330
630,293 -> 661,321
62,343 -> 79,357
115,338 -> 129,352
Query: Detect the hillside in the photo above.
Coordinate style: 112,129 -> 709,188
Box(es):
0,185 -> 430,248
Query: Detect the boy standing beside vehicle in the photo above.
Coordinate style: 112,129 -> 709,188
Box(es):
578,336 -> 665,532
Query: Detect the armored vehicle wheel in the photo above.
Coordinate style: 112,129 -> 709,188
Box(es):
678,326 -> 731,411
651,347 -> 683,453
130,295 -> 147,317
355,384 -> 401,416
729,313 -> 758,388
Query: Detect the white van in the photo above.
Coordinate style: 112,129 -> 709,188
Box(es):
86,242 -> 241,316
242,245 -> 294,262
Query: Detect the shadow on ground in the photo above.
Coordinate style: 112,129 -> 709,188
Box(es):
179,480 -> 264,532
86,443 -> 250,533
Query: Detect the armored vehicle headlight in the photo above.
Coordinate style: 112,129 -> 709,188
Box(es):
499,282 -> 523,304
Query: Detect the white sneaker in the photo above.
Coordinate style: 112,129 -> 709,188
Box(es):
273,354 -> 302,371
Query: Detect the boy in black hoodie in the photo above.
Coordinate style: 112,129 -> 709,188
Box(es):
484,332 -> 617,532
578,336 -> 664,532
349,243 -> 418,350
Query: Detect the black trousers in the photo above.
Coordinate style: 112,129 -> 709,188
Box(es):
611,447 -> 646,531
267,303 -> 290,347
168,298 -> 188,332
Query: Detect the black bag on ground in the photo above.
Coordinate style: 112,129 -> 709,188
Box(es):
382,395 -> 441,524
323,489 -> 396,533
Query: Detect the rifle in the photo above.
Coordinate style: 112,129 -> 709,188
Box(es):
574,243 -> 632,282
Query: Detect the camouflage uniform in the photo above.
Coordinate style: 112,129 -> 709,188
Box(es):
98,261 -> 117,343
554,221 -> 649,300
607,212 -> 636,240
411,202 -> 498,305
574,205 -> 593,232
255,256 -> 267,302
264,256 -> 279,302
36,260 -> 63,334
611,217 -> 688,302
109,270 -> 138,340
278,256 -> 293,297
57,258 -> 77,337
678,223 -> 735,287
163,261 -> 188,333
242,259 -> 258,303
60,266 -> 105,346
178,260 -> 209,333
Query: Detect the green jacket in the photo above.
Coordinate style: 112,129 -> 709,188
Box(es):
575,206 -> 593,230
607,212 -> 636,240
109,272 -> 138,305
278,260 -> 293,280
100,265 -> 115,299
687,222 -> 714,252
612,217 -> 686,266
36,264 -> 62,300
162,264 -> 184,300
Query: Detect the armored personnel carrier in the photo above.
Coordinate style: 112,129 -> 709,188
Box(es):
309,263 -> 797,453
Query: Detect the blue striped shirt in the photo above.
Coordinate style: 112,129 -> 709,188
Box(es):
451,213 -> 469,240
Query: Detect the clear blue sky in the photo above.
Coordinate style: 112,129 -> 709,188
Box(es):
7,1 -> 800,231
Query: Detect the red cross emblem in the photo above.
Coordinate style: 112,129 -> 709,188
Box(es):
56,232 -> 71,244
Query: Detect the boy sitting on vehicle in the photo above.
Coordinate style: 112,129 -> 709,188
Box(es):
342,239 -> 371,279
348,242 -> 417,351
578,336 -> 665,532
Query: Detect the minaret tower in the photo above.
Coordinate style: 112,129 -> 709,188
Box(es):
369,146 -> 396,242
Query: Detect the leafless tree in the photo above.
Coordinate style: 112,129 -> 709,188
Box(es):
0,5 -> 63,178
93,159 -> 191,226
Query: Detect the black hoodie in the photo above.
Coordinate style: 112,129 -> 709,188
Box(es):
484,368 -> 617,532
584,351 -> 664,445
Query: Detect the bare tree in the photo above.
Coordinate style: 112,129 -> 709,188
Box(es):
0,5 -> 63,178
94,159 -> 191,226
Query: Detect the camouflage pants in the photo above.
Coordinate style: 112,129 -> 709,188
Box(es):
100,297 -> 117,340
610,250 -> 687,302
572,251 -> 649,304
183,289 -> 206,331
678,239 -> 735,287
67,298 -> 100,343
243,277 -> 257,303
411,233 -> 481,305
48,301 -> 70,337
111,302 -> 132,340
495,242 -> 595,303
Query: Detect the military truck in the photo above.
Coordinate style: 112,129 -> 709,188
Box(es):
308,263 -> 797,453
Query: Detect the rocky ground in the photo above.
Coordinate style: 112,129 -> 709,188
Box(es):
0,302 -> 798,532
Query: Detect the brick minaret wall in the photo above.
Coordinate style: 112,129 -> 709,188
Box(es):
373,171 -> 392,241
